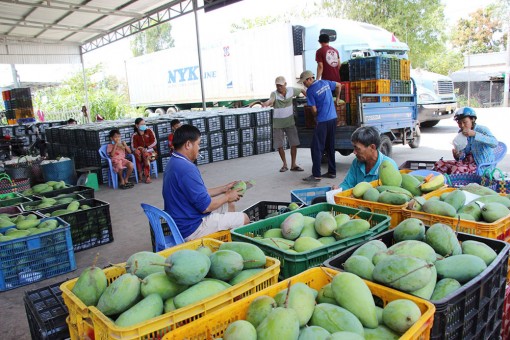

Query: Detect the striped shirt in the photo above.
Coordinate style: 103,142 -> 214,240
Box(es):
461,124 -> 497,168
271,87 -> 301,129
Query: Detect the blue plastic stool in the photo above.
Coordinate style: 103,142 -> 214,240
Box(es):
150,159 -> 158,178
141,203 -> 184,252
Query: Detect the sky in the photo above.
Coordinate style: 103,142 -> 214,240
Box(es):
0,0 -> 495,87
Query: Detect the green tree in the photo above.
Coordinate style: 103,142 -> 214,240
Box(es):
452,5 -> 506,53
130,22 -> 175,57
424,50 -> 464,76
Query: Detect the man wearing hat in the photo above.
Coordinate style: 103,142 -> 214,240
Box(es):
316,33 -> 341,82
262,76 -> 305,172
299,70 -> 342,182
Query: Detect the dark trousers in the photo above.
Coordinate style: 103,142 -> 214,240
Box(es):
311,118 -> 337,177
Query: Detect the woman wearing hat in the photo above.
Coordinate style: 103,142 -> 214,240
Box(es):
434,107 -> 498,175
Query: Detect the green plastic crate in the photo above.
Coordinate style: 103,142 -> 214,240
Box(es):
231,203 -> 390,279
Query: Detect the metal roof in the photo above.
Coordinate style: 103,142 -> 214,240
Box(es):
0,0 -> 240,63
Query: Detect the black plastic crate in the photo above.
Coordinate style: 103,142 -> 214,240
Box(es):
221,114 -> 238,130
196,148 -> 210,166
240,142 -> 254,157
224,129 -> 240,145
255,125 -> 272,141
156,121 -> 171,140
161,155 -> 171,172
38,199 -> 113,253
209,132 -> 224,148
399,160 -> 436,170
14,125 -> 27,136
118,126 -> 132,143
242,201 -> 293,222
225,145 -> 240,160
324,229 -> 509,340
159,139 -> 170,155
199,133 -> 209,149
24,281 -> 69,340
81,148 -> 104,167
210,147 -> 225,162
240,128 -> 255,143
237,113 -> 253,128
37,123 -> 51,134
189,117 -> 207,133
256,140 -> 272,154
37,185 -> 95,200
49,128 -> 60,144
253,110 -> 272,126
84,129 -> 110,149
206,115 -> 222,132
74,128 -> 87,144
0,193 -> 33,207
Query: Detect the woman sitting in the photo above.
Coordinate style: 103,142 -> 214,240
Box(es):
131,117 -> 158,183
434,107 -> 498,175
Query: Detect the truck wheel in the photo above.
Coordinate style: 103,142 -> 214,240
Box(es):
409,126 -> 421,149
166,107 -> 177,114
420,120 -> 439,128
380,135 -> 393,158
145,109 -> 154,116
155,108 -> 166,115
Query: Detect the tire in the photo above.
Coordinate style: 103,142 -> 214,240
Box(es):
145,109 -> 154,116
420,120 -> 439,128
155,108 -> 166,115
409,125 -> 421,149
166,107 -> 177,114
379,135 -> 393,158
337,149 -> 352,156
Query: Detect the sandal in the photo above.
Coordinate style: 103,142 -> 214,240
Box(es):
279,166 -> 288,172
302,175 -> 321,182
119,184 -> 128,189
321,173 -> 337,179
290,166 -> 304,172
125,182 -> 134,188
145,177 -> 152,184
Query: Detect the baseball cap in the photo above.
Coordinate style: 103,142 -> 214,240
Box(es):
275,76 -> 286,85
298,70 -> 314,84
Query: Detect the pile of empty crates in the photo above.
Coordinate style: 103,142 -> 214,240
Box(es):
45,107 -> 273,184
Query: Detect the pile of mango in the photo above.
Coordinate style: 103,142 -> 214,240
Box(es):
341,218 -> 497,301
220,272 -> 422,340
255,211 -> 371,253
0,214 -> 60,242
264,202 -> 301,219
22,181 -> 67,196
409,183 -> 510,223
71,242 -> 268,328
350,160 -> 445,205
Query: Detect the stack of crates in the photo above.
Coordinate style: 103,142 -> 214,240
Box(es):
2,88 -> 35,125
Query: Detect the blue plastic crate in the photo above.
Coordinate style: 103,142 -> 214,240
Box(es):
0,218 -> 76,291
290,186 -> 332,205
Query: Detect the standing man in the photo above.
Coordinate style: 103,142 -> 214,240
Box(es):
316,33 -> 341,83
299,70 -> 342,182
262,76 -> 305,173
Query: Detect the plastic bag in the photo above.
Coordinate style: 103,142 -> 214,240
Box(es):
326,188 -> 343,204
452,132 -> 468,152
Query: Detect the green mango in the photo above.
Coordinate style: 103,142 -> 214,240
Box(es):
163,297 -> 176,313
140,272 -> 188,300
298,325 -> 330,340
229,269 -> 265,286
393,218 -> 425,242
280,213 -> 304,240
410,266 -> 437,300
353,182 -> 373,198
164,249 -> 211,285
430,278 -> 461,300
263,228 -> 283,239
363,188 -> 380,202
115,294 -> 163,327
328,332 -> 364,340
435,254 -> 487,283
363,325 -> 399,340
219,242 -> 266,269
461,240 -> 498,265
443,190 -> 466,211
352,240 -> 387,261
377,191 -> 410,205
373,255 -> 433,292
173,280 -> 228,309
422,200 -> 457,217
382,299 -> 422,334
224,320 -> 257,340
344,255 -> 374,280
335,219 -> 370,240
401,174 -> 423,197
71,266 -> 108,306
284,282 -> 316,327
317,283 -> 337,305
481,202 -> 510,223
126,251 -> 166,279
388,240 -> 437,263
256,307 -> 300,340
310,303 -> 364,335
96,273 -> 141,316
314,212 -> 337,237
209,250 -> 244,281
293,237 -> 324,252
379,160 -> 402,186
425,223 -> 462,257
246,295 -> 277,328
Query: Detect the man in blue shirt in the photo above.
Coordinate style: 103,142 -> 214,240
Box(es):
299,70 -> 342,182
162,125 -> 249,240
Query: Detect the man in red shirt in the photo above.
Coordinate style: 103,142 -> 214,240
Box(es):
316,33 -> 341,82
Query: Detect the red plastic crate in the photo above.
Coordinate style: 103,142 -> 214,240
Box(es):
339,81 -> 351,103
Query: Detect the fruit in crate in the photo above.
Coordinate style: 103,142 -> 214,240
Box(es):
22,180 -> 67,196
0,214 -> 63,241
71,257 -> 108,306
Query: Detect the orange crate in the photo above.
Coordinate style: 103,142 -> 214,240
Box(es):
163,268 -> 435,340
350,80 -> 391,103
401,59 -> 411,80
61,238 -> 280,340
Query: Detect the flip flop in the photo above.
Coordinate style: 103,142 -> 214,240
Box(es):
290,166 -> 304,172
302,175 -> 321,182
125,182 -> 134,188
119,184 -> 128,189
279,166 -> 288,172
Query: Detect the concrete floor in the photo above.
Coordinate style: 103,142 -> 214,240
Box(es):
2,108 -> 509,339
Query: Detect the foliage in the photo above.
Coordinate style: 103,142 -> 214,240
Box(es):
456,94 -> 481,108
130,23 -> 175,57
424,50 -> 464,76
231,15 -> 290,32
452,5 -> 506,54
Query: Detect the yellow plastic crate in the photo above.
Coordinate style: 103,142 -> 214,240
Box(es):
163,267 -> 435,340
350,80 -> 391,103
200,230 -> 231,242
401,59 -> 411,80
61,238 -> 280,340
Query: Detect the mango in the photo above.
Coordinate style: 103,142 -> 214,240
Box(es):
388,240 -> 437,263
461,240 -> 497,265
298,326 -> 330,340
5,229 -> 30,238
0,219 -> 15,229
352,240 -> 387,261
209,250 -> 244,281
317,283 -> 337,304
281,213 -> 304,240
353,182 -> 373,198
379,160 -> 402,186
382,299 -> 421,334
294,236 -> 324,252
173,280 -> 228,309
126,251 -> 166,279
461,183 -> 498,196
430,278 -> 461,300
372,251 -> 391,266
410,266 -> 436,300
224,320 -> 257,340
285,282 -> 316,326
300,218 -> 319,238
474,195 -> 510,208
328,332 -> 364,340
67,201 -> 80,212
260,237 -> 294,250
202,278 -> 232,289
443,190 -> 466,211
435,254 -> 487,283
401,174 -> 422,197
263,228 -> 283,238
231,181 -> 247,195
373,255 -> 433,292
425,223 -> 462,256
344,255 -> 374,280
163,298 -> 176,313
457,213 -> 476,221
229,268 -> 264,285
246,295 -> 277,328
378,191 -> 410,205
96,273 -> 141,316
196,245 -> 212,257
219,242 -> 266,269
288,202 -> 300,211
165,249 -> 211,285
38,219 -> 58,230
256,307 -> 300,340
376,186 -> 413,196
332,272 -> 378,328
310,303 -> 364,335
375,306 -> 383,325
363,188 -> 380,202
16,219 -> 40,230
481,202 -> 510,222
50,209 -> 69,217
71,266 -> 108,306
32,183 -> 50,193
422,200 -> 456,217
318,236 -> 336,245
363,325 -> 399,340
335,214 -> 350,227
394,218 -> 425,242
115,294 -> 163,327
314,212 -> 337,237
335,219 -> 370,239
140,272 -> 187,300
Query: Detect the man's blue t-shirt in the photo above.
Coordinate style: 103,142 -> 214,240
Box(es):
162,152 -> 211,238
340,151 -> 399,190
306,80 -> 337,122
